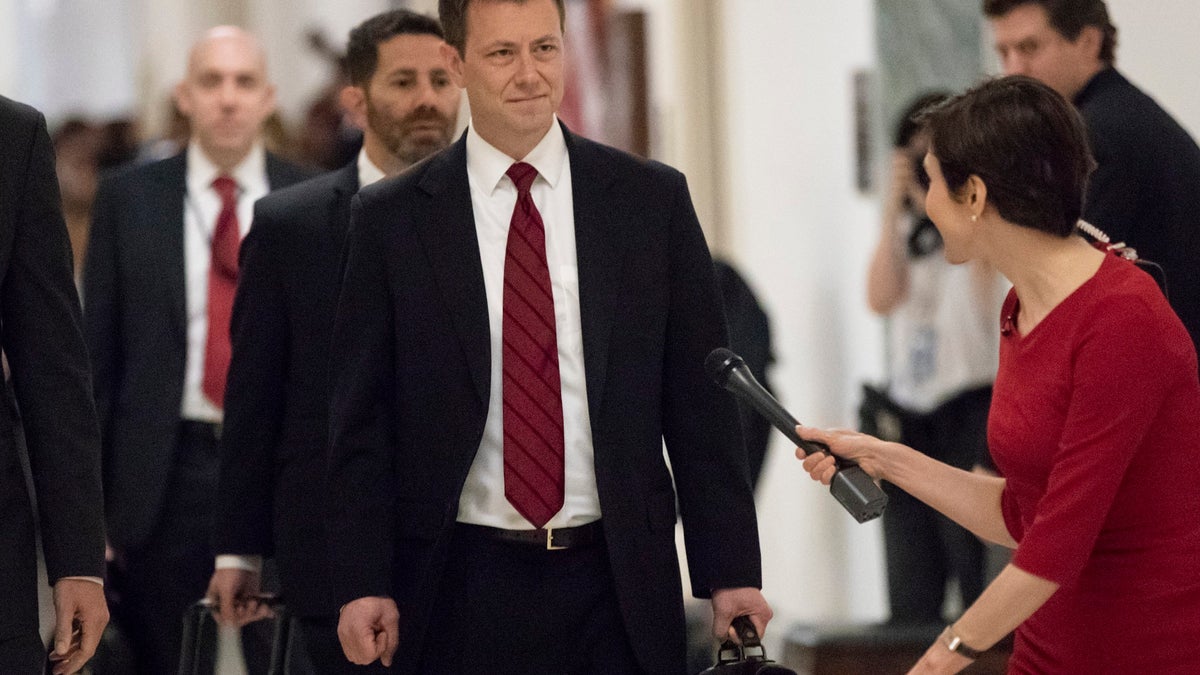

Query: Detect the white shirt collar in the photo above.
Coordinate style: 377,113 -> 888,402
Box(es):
356,147 -> 387,188
466,118 -> 567,194
185,142 -> 267,196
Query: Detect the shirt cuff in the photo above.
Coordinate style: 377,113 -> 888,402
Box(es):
58,576 -> 104,587
214,554 -> 263,574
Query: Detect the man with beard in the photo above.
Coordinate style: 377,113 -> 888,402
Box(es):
206,10 -> 460,673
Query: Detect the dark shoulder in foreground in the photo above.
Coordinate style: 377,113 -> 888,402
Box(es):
562,126 -> 683,183
0,94 -> 40,130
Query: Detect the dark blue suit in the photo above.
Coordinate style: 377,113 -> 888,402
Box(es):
213,164 -> 377,672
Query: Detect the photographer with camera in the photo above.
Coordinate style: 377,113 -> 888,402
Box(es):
863,92 -> 1004,626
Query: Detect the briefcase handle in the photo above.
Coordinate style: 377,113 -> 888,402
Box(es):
717,616 -> 768,663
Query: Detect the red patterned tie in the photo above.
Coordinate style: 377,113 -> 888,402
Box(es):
503,162 -> 564,528
202,175 -> 240,409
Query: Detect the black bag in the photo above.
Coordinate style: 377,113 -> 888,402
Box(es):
178,598 -> 291,675
698,616 -> 797,674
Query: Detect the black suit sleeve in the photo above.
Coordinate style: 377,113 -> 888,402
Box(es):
211,203 -> 290,556
1081,118 -> 1141,244
4,107 -> 105,582
82,170 -> 122,456
326,197 -> 398,606
659,172 -> 762,596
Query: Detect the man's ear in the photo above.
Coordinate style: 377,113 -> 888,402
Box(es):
1075,24 -> 1104,62
173,81 -> 191,118
339,85 -> 368,132
441,42 -> 465,89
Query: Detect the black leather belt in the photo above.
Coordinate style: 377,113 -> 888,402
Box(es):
180,420 -> 223,442
459,520 -> 603,550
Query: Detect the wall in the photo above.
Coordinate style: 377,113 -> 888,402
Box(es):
714,0 -> 888,628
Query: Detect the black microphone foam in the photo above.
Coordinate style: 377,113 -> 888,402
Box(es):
705,347 -> 887,523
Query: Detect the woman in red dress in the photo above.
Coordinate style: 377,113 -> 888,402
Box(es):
798,76 -> 1200,674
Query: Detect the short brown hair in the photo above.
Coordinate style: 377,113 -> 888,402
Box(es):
439,0 -> 566,56
922,76 -> 1095,237
983,0 -> 1117,64
345,10 -> 445,86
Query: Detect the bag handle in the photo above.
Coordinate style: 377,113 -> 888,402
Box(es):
716,616 -> 769,664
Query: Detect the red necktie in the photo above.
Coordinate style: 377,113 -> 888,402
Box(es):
502,162 -> 564,528
202,175 -> 240,409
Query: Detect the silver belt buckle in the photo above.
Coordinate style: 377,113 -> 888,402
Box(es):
546,528 -> 567,550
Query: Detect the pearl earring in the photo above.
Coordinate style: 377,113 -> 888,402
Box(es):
971,214 -> 978,222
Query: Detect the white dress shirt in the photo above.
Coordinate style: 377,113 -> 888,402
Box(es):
456,120 -> 602,530
180,144 -> 269,422
356,147 -> 387,189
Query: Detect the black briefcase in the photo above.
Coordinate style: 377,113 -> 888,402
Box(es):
699,616 -> 797,674
178,598 -> 291,675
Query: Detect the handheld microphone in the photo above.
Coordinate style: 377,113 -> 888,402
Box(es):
705,348 -> 887,523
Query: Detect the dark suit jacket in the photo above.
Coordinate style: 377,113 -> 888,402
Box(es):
0,96 -> 104,637
327,126 -> 762,674
83,149 -> 313,552
212,164 -> 358,617
1075,68 -> 1200,368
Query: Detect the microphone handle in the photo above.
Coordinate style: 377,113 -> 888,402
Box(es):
725,368 -> 888,523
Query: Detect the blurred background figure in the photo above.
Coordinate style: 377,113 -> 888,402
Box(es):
52,117 -> 141,287
985,0 -> 1200,376
82,26 -> 313,674
862,92 -> 1005,626
291,29 -> 364,171
51,119 -> 104,280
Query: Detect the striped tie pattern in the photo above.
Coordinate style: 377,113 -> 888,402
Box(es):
502,162 -> 564,528
202,174 -> 240,409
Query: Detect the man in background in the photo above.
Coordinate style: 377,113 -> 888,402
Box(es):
83,26 -> 312,674
986,0 -> 1200,371
0,95 -> 109,675
329,0 -> 771,672
206,10 -> 461,672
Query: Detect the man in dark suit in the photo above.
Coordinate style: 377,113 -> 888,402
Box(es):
0,95 -> 108,675
205,10 -> 461,672
329,1 -> 772,672
83,27 -> 313,674
986,0 -> 1200,373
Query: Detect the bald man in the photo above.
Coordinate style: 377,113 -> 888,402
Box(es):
83,26 -> 313,674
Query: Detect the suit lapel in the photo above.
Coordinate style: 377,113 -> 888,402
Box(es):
330,164 -> 359,243
564,128 -> 625,421
414,138 -> 492,405
151,153 -> 189,342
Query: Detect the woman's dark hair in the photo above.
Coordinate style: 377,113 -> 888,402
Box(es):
921,75 -> 1095,237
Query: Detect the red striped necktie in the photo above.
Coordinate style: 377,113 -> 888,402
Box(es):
202,174 -> 240,409
502,162 -> 564,528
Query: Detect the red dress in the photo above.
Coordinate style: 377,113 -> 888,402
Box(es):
989,251 -> 1200,673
